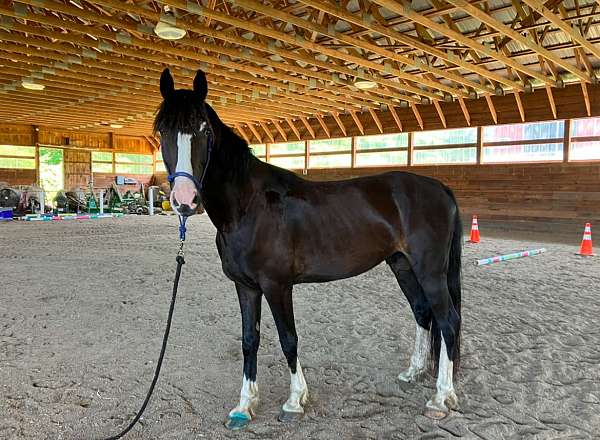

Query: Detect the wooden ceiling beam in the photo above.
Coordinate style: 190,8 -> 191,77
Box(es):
444,0 -> 589,82
523,0 -> 600,61
299,116 -> 316,139
259,121 -> 276,143
388,106 -> 403,132
296,0 -> 501,94
369,0 -> 553,86
349,111 -> 365,136
411,104 -> 425,131
81,0 -> 425,103
235,124 -> 251,143
367,108 -> 384,134
315,114 -> 331,138
1,6 -> 373,114
331,112 -> 347,137
285,119 -> 302,141
247,124 -> 264,144
272,120 -> 288,142
432,100 -> 447,129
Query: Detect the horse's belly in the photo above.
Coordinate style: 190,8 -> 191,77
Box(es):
294,244 -> 392,283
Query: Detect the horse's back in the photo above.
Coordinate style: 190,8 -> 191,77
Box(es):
271,169 -> 458,283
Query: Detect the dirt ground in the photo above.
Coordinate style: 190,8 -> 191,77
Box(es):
1,215 -> 599,440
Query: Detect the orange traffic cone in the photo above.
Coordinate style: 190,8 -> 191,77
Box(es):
469,215 -> 480,243
576,223 -> 595,256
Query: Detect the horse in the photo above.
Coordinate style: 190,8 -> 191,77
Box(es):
154,68 -> 463,430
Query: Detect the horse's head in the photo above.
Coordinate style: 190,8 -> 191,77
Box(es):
154,68 -> 213,217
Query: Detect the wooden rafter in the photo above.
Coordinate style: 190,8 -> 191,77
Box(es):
331,112 -> 347,137
0,0 -> 598,136
285,118 -> 302,141
315,114 -> 331,138
349,111 -> 365,136
367,108 -> 384,134
388,106 -> 403,133
411,104 -> 424,131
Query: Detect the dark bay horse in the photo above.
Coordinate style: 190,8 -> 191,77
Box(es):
155,69 -> 462,429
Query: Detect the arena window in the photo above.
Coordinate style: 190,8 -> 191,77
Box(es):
269,141 -> 305,170
309,138 -> 351,168
413,127 -> 477,165
154,151 -> 167,173
570,117 -> 600,161
355,133 -> 408,167
249,144 -> 266,161
482,120 -> 564,163
91,151 -> 114,173
0,145 -> 36,169
114,153 -> 154,175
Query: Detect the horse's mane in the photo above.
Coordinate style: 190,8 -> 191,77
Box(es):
153,91 -> 253,183
207,105 -> 253,183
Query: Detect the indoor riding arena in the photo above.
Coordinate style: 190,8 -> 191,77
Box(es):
1,0 -> 599,439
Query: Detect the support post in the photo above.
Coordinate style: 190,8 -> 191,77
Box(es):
39,191 -> 45,214
99,190 -> 104,215
407,132 -> 413,166
563,119 -> 571,163
148,187 -> 155,216
304,140 -> 310,174
476,126 -> 483,164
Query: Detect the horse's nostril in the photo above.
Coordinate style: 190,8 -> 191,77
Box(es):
177,203 -> 194,217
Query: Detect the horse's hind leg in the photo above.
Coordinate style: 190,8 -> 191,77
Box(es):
415,273 -> 460,419
225,283 -> 262,430
262,280 -> 309,423
387,252 -> 432,383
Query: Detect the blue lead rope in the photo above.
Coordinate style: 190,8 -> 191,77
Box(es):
178,215 -> 188,241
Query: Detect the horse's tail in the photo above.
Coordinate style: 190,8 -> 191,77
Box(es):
430,188 -> 462,376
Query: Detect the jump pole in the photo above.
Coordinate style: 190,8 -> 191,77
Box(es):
99,190 -> 105,215
475,248 -> 546,266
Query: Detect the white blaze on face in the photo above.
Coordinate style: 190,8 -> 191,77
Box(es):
170,132 -> 198,213
282,360 -> 309,413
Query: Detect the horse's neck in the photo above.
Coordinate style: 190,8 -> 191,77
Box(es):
201,140 -> 258,231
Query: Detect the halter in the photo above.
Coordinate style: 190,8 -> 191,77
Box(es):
166,124 -> 214,242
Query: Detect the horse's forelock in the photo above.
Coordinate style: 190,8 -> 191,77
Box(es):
153,90 -> 208,136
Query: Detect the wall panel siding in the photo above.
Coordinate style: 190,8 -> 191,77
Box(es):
64,149 -> 92,190
0,169 -> 37,186
304,163 -> 600,223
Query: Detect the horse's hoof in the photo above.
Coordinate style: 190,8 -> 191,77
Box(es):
424,407 -> 449,420
224,412 -> 252,430
397,369 -> 424,383
278,409 -> 304,423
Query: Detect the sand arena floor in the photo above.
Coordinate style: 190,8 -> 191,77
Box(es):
1,215 -> 599,439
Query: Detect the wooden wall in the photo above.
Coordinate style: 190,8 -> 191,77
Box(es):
154,162 -> 600,224
64,149 -> 91,190
0,168 -> 36,186
305,162 -> 600,224
0,123 -> 154,189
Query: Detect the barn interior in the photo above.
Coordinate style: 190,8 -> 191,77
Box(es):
1,0 -> 599,438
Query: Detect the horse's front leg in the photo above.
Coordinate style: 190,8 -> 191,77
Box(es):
263,281 -> 309,423
224,283 -> 262,430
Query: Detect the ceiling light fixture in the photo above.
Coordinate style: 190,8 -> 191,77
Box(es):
354,79 -> 378,90
22,79 -> 45,90
110,123 -> 123,129
154,10 -> 186,40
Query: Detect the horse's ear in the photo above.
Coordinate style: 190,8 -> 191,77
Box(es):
160,68 -> 174,99
193,70 -> 208,101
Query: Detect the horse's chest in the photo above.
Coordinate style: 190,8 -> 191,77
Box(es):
216,233 -> 257,287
